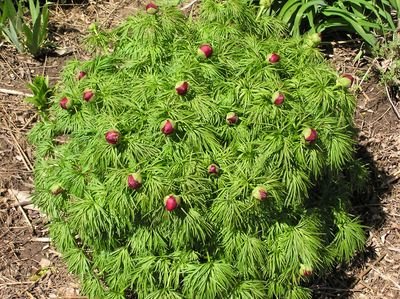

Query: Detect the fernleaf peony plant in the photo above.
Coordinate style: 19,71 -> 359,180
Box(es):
28,0 -> 367,298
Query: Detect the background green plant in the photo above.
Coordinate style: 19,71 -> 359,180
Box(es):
28,0 -> 367,298
26,75 -> 53,116
257,0 -> 398,46
0,0 -> 49,56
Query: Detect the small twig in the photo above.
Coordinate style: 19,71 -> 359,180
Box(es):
384,83 -> 400,120
371,266 -> 400,290
358,280 -> 373,291
311,285 -> 363,294
387,247 -> 400,253
181,0 -> 199,10
0,281 -> 33,286
48,249 -> 62,256
1,119 -> 33,171
42,54 -> 47,77
9,189 -> 34,231
352,253 -> 386,287
0,52 -> 23,81
369,106 -> 391,126
0,87 -> 33,97
20,113 -> 38,131
25,291 -> 35,299
31,237 -> 51,242
12,199 -> 32,207
385,169 -> 400,185
359,57 -> 377,87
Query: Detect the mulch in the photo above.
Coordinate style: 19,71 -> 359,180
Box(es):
1,1 -> 399,298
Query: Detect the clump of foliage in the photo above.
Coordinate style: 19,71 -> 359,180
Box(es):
26,75 -> 53,115
29,0 -> 367,298
374,34 -> 400,87
0,0 -> 49,57
257,0 -> 398,46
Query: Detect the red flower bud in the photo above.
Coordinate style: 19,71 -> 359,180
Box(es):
83,89 -> 95,102
164,194 -> 181,211
77,71 -> 86,80
198,44 -> 213,59
146,2 -> 158,14
208,164 -> 220,175
300,264 -> 313,277
267,53 -> 280,64
336,74 -> 354,88
226,112 -> 239,125
105,130 -> 120,145
175,81 -> 189,96
160,119 -> 176,135
60,97 -> 72,110
252,186 -> 268,201
271,91 -> 285,106
302,128 -> 318,143
127,173 -> 143,190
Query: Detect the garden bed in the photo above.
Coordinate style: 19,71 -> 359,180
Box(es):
1,1 -> 399,298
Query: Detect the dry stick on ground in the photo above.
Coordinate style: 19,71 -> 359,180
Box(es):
384,83 -> 400,120
20,113 -> 38,131
12,199 -> 32,207
371,266 -> 400,291
359,57 -> 378,87
8,189 -> 34,232
0,88 -> 33,97
0,282 -> 33,286
369,106 -> 392,126
0,53 -> 24,81
31,237 -> 51,242
385,169 -> 400,185
351,253 -> 387,288
181,0 -> 199,10
1,117 -> 33,171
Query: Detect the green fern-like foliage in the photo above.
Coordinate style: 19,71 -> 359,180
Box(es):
28,0 -> 367,298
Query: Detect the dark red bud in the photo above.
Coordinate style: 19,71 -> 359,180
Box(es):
160,119 -> 176,135
127,173 -> 143,190
272,92 -> 285,106
77,71 -> 86,80
175,81 -> 189,96
164,194 -> 181,211
267,53 -> 280,64
105,130 -> 120,145
208,164 -> 219,175
83,89 -> 95,102
300,264 -> 313,277
198,44 -> 213,59
146,2 -> 158,14
226,112 -> 239,125
60,97 -> 72,110
252,186 -> 268,201
302,128 -> 318,143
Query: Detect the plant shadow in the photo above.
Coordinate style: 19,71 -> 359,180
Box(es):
311,143 -> 393,298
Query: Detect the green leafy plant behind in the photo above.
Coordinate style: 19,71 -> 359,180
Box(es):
28,1 -> 367,298
1,0 -> 49,57
0,0 -> 24,51
26,75 -> 53,114
258,0 -> 397,46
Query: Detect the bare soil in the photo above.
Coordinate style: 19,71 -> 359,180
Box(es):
1,2 -> 399,298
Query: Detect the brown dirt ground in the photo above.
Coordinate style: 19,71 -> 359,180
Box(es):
1,2 -> 399,298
